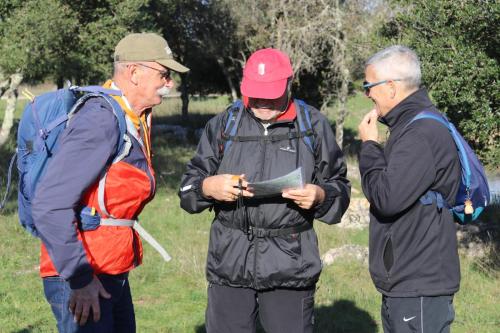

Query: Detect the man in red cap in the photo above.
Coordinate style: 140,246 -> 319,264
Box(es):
179,48 -> 350,332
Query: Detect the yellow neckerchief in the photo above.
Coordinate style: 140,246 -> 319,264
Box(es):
103,80 -> 152,159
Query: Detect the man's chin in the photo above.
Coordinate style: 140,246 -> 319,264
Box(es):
252,109 -> 281,121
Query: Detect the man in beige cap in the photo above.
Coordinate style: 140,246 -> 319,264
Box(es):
112,32 -> 189,116
32,32 -> 188,332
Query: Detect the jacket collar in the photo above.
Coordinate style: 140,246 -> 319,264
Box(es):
379,88 -> 434,129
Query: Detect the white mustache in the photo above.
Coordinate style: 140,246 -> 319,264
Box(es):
157,86 -> 170,98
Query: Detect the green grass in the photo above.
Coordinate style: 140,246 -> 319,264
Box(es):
1,188 -> 499,332
0,92 -> 499,332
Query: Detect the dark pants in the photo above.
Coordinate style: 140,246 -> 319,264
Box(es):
43,274 -> 135,333
381,295 -> 455,333
206,283 -> 315,333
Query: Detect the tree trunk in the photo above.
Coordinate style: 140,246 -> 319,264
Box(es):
180,74 -> 189,122
217,57 -> 238,102
0,73 -> 23,146
335,61 -> 349,150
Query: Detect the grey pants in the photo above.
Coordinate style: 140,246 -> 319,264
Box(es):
206,283 -> 315,333
381,295 -> 455,333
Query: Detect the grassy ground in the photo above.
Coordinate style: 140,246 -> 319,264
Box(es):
0,93 -> 499,332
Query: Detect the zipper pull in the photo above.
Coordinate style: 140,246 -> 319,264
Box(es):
262,122 -> 270,136
464,199 -> 474,215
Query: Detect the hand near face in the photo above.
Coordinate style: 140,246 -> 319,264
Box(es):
282,184 -> 325,210
358,109 -> 379,143
202,174 -> 254,201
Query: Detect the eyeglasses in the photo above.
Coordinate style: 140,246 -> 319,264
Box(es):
136,63 -> 171,80
362,79 -> 402,95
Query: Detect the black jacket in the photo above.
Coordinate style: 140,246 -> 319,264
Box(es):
359,88 -> 461,297
179,101 -> 350,290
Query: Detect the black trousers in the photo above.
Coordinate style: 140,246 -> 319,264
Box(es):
206,283 -> 316,333
381,295 -> 455,333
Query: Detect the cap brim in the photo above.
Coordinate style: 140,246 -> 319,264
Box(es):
157,59 -> 190,73
240,77 -> 287,99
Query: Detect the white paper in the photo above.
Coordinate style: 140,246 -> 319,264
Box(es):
248,167 -> 304,198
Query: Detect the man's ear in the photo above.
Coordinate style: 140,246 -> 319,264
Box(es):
129,64 -> 139,85
389,80 -> 397,99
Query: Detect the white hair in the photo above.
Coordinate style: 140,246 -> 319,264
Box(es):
366,45 -> 421,91
113,62 -> 129,76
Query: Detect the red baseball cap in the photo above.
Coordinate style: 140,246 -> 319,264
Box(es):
240,48 -> 293,99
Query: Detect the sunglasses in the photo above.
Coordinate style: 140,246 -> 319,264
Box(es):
362,79 -> 402,95
136,63 -> 171,80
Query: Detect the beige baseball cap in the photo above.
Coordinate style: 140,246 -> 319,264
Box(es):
114,32 -> 189,73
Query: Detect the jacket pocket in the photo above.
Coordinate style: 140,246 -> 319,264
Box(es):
275,233 -> 302,259
207,220 -> 251,284
262,234 -> 303,280
383,236 -> 394,273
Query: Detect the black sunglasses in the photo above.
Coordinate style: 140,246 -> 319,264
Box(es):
136,63 -> 171,80
362,79 -> 402,95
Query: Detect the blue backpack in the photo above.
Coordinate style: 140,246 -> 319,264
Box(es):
220,99 -> 316,157
6,86 -> 128,237
409,111 -> 490,224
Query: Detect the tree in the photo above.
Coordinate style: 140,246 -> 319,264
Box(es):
0,72 -> 22,146
0,0 -> 80,147
224,0 -> 384,148
70,0 -> 159,84
157,0 -> 240,120
0,0 -> 162,146
382,0 -> 499,166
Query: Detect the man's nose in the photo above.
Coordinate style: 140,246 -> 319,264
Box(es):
165,78 -> 175,89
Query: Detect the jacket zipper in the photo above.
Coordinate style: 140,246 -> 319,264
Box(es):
254,123 -> 269,287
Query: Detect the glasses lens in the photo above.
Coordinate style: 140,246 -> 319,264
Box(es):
162,69 -> 171,80
363,81 -> 370,95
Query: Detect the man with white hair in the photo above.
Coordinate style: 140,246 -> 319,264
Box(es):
358,45 -> 461,332
32,32 -> 188,332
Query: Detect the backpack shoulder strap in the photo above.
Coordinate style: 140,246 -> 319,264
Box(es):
90,94 -> 131,220
220,99 -> 244,157
408,110 -> 450,128
96,94 -> 130,162
408,111 -> 471,189
294,99 -> 315,154
67,91 -> 130,162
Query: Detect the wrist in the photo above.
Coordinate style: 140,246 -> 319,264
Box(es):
201,177 -> 213,199
69,271 -> 94,290
315,186 -> 326,206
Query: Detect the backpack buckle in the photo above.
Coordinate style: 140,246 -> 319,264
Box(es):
249,226 -> 268,238
38,128 -> 48,140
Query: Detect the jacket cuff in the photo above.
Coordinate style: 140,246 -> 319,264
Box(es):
197,177 -> 215,201
69,271 -> 94,290
359,140 -> 384,175
314,184 -> 337,218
